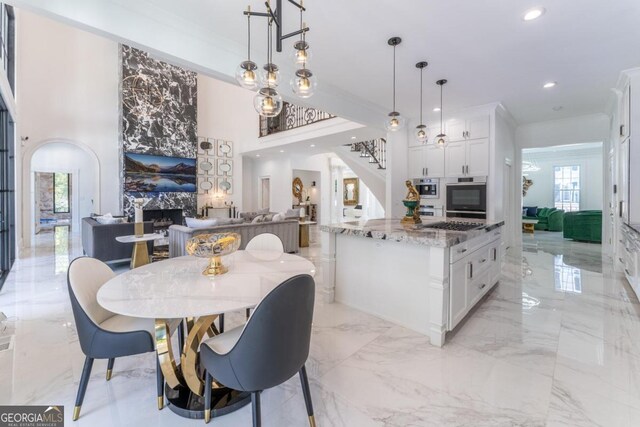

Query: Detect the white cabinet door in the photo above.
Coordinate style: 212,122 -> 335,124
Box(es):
408,146 -> 426,178
620,139 -> 630,222
445,141 -> 467,177
466,138 -> 489,177
466,116 -> 490,140
446,119 -> 466,142
449,259 -> 469,329
621,84 -> 630,141
424,145 -> 445,177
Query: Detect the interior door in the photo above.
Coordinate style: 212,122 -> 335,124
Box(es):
620,139 -> 629,223
261,177 -> 270,210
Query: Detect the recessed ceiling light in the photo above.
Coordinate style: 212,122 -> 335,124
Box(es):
310,144 -> 316,147
552,106 -> 563,111
523,7 -> 545,21
279,150 -> 284,153
433,107 -> 441,112
543,81 -> 557,89
350,136 -> 357,140
256,154 -> 260,157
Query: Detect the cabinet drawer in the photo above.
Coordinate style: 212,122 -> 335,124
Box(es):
467,271 -> 491,306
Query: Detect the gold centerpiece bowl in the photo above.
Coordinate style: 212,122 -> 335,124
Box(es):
185,232 -> 241,276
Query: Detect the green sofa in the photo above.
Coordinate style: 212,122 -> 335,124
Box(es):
522,207 -> 565,231
563,210 -> 602,243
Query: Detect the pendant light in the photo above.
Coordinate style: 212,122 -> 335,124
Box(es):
435,79 -> 448,146
254,17 -> 283,117
384,37 -> 406,132
290,8 -> 317,98
415,61 -> 429,143
290,0 -> 312,66
260,15 -> 280,88
235,6 -> 258,90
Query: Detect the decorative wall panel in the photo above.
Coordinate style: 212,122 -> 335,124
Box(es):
120,45 -> 197,219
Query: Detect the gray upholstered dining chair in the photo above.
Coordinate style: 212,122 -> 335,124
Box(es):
67,257 -> 164,421
200,274 -> 316,426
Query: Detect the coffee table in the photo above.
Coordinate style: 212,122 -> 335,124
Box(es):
115,233 -> 165,268
522,219 -> 538,234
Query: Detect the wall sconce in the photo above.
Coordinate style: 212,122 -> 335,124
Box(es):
311,181 -> 316,187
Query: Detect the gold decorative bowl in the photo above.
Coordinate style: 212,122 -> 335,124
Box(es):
185,232 -> 241,276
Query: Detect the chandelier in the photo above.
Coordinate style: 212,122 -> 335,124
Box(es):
239,0 -> 316,117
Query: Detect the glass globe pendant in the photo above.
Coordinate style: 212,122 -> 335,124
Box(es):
260,63 -> 280,88
415,125 -> 428,143
385,111 -> 406,131
235,60 -> 258,90
236,6 -> 259,90
291,69 -> 317,98
435,79 -> 448,146
291,40 -> 312,66
415,61 -> 429,143
254,87 -> 283,117
384,37 -> 405,132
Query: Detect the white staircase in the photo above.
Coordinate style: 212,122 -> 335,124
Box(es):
334,139 -> 387,207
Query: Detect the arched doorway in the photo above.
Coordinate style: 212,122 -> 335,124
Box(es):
23,139 -> 101,246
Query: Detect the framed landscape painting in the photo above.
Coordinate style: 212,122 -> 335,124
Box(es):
124,152 -> 197,193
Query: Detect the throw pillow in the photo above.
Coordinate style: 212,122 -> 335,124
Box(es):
284,208 -> 300,219
95,213 -> 127,225
239,211 -> 257,222
251,215 -> 265,224
230,218 -> 245,224
263,214 -> 274,222
185,217 -> 218,228
257,208 -> 270,215
525,206 -> 538,217
272,213 -> 285,222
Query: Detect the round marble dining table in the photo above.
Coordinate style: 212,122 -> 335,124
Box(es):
97,250 -> 316,420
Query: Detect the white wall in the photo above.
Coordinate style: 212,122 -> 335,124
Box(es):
17,10 -> 119,245
197,74 -> 256,211
342,169 -> 385,220
523,145 -> 603,211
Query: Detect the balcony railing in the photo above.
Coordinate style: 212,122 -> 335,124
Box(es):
259,102 -> 335,137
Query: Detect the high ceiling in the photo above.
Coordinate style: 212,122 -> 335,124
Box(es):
15,0 -> 640,126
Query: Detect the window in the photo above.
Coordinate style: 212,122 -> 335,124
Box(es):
53,173 -> 70,213
0,4 -> 14,92
554,165 -> 580,211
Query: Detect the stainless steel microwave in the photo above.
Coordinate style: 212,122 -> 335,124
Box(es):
446,183 -> 487,213
413,178 -> 439,199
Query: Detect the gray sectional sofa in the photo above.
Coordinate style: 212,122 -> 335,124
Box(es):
81,217 -> 155,263
168,219 -> 300,257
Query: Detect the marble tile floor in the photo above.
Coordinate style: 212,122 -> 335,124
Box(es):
1,228 -> 639,426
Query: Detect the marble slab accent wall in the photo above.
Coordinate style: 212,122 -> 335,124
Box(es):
120,45 -> 197,219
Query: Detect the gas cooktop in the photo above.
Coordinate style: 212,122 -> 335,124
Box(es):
419,221 -> 484,232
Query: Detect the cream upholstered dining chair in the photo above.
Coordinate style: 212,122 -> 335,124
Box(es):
245,233 -> 285,253
200,274 -> 316,426
67,257 -> 164,421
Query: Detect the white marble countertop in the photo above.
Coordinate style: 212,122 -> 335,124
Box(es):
115,233 -> 165,243
321,218 -> 505,248
97,251 -> 316,319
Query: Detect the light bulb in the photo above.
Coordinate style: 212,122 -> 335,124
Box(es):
254,87 -> 283,117
291,40 -> 313,66
260,63 -> 280,87
291,69 -> 317,98
435,133 -> 448,146
415,125 -> 428,143
235,61 -> 258,90
384,112 -> 406,131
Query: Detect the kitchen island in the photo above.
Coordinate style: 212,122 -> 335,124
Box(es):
320,218 -> 504,346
